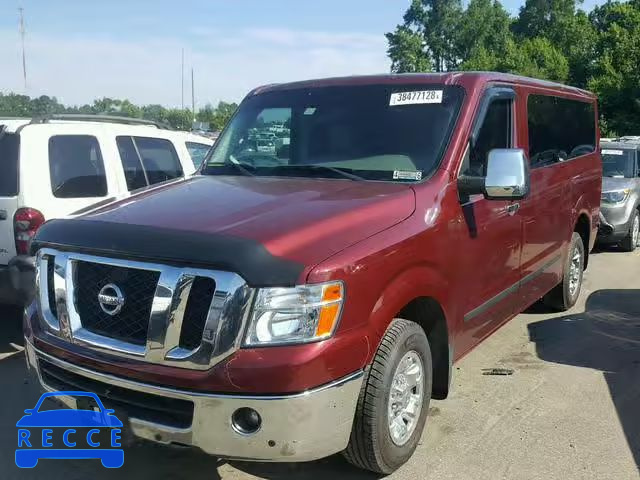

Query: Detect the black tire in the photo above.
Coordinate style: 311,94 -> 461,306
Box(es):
620,210 -> 639,252
543,232 -> 585,311
343,319 -> 432,474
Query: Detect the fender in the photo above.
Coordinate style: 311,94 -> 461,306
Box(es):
366,264 -> 453,364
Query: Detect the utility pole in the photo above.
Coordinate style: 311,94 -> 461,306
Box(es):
191,67 -> 195,124
181,48 -> 184,110
18,6 -> 27,92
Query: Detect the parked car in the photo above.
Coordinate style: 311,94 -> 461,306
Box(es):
23,73 -> 601,474
597,139 -> 640,250
182,132 -> 214,168
0,114 -> 203,305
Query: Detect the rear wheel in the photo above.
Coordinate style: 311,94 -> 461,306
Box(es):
543,232 -> 585,311
343,319 -> 432,474
620,210 -> 639,252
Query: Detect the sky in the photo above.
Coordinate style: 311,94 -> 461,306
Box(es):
0,0 -> 605,109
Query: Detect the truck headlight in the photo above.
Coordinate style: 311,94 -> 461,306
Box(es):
245,281 -> 344,346
601,189 -> 630,204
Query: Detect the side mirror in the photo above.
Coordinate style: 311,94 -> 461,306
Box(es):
24,409 -> 34,415
484,149 -> 529,200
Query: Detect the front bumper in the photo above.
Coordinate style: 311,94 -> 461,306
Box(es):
0,255 -> 36,305
25,341 -> 363,462
597,204 -> 635,243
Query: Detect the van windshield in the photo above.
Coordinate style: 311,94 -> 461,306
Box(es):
0,130 -> 19,197
203,84 -> 464,182
601,148 -> 635,178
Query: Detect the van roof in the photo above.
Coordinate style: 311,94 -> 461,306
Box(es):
251,72 -> 595,100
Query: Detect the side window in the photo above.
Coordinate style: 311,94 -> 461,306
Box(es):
462,99 -> 511,176
116,136 -> 184,191
528,95 -> 595,168
116,137 -> 147,191
186,142 -> 211,168
49,135 -> 107,198
135,137 -> 184,185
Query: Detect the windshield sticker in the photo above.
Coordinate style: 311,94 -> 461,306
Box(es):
390,90 -> 443,106
393,170 -> 423,181
602,149 -> 624,156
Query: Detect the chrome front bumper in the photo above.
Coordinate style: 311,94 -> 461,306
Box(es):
25,342 -> 363,462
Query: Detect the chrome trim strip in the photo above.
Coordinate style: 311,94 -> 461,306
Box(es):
463,254 -> 562,322
32,344 -> 364,401
35,248 -> 252,370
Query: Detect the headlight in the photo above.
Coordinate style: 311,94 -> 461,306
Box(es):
245,281 -> 344,346
601,189 -> 630,204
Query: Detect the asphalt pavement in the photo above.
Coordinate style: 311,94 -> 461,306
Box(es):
0,246 -> 638,479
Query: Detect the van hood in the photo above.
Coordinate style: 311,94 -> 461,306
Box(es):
33,175 -> 415,286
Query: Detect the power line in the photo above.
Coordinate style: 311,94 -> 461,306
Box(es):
181,48 -> 184,110
191,67 -> 195,122
18,6 -> 27,92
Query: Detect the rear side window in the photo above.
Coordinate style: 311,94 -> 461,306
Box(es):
0,131 -> 19,196
186,141 -> 211,168
527,95 -> 596,168
116,136 -> 184,190
49,135 -> 108,198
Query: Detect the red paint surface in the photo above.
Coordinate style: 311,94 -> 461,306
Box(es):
27,73 -> 601,394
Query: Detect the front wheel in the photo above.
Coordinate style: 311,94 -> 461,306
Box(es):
620,210 -> 640,252
543,232 -> 585,311
343,319 -> 432,474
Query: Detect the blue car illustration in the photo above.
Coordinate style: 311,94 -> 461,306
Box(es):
16,391 -> 124,468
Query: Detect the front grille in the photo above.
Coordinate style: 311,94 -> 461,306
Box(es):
46,257 -> 57,317
75,261 -> 160,345
39,358 -> 194,429
179,277 -> 216,350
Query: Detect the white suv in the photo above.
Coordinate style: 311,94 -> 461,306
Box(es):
0,115 -> 212,305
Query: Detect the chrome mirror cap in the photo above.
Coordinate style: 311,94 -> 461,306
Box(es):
484,148 -> 530,200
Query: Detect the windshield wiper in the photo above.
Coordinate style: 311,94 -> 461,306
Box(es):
271,164 -> 366,181
205,161 -> 255,177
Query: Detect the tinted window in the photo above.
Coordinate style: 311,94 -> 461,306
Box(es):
0,131 -> 19,196
116,137 -> 147,190
528,95 -> 596,168
116,136 -> 184,191
134,137 -> 183,185
462,99 -> 511,176
205,85 -> 465,182
186,142 -> 211,168
601,148 -> 636,178
49,135 -> 107,198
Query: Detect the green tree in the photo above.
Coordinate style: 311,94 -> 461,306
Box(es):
513,0 -> 579,39
456,0 -> 512,64
387,0 -> 463,72
588,1 -> 640,134
386,26 -> 431,73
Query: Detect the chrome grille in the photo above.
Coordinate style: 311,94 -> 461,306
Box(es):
76,261 -> 160,345
36,248 -> 253,370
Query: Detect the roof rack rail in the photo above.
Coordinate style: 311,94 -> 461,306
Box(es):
29,114 -> 173,130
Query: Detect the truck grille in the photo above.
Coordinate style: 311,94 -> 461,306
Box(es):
37,249 -> 252,370
76,261 -> 160,346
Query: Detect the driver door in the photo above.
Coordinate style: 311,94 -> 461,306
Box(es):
456,88 -> 523,352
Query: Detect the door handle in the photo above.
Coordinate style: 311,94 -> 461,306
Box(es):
506,203 -> 520,216
0,210 -> 7,221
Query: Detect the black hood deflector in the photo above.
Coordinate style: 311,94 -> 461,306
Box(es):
31,219 -> 305,287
